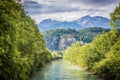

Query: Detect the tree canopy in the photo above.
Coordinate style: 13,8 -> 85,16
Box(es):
110,4 -> 120,29
0,0 -> 52,80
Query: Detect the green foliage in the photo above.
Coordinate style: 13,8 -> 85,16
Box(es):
0,0 -> 52,80
62,4 -> 120,80
92,37 -> 120,80
47,50 -> 63,60
64,42 -> 82,65
79,27 -> 110,43
110,4 -> 120,28
43,27 -> 110,50
64,30 -> 120,80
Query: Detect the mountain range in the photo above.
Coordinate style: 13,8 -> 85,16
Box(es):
38,15 -> 111,32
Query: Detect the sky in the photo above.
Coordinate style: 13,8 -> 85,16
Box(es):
22,0 -> 120,23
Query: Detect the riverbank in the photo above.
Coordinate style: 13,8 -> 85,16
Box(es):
63,59 -> 104,80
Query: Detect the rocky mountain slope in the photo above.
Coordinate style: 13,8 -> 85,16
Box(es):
43,28 -> 110,50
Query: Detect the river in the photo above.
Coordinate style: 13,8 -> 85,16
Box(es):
31,59 -> 103,80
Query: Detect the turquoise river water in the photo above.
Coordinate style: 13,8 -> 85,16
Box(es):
31,59 -> 103,80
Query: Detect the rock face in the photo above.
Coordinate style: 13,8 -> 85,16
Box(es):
43,29 -> 79,51
45,36 -> 60,50
59,35 -> 77,50
45,35 -> 77,51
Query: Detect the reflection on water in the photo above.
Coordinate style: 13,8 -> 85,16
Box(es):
31,59 -> 103,80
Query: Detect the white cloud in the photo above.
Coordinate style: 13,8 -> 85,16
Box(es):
31,10 -> 110,24
23,0 -> 120,23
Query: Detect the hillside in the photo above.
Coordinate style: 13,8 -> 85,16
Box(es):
43,27 -> 110,50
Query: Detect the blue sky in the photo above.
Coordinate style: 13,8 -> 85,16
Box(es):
22,0 -> 120,23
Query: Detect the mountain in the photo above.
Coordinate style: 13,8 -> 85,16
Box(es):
43,28 -> 110,50
74,15 -> 111,28
38,15 -> 111,32
39,19 -> 82,31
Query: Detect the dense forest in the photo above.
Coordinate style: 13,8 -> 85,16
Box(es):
64,4 -> 120,80
43,27 -> 110,50
0,0 -> 52,80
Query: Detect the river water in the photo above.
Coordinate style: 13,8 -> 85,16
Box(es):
31,59 -> 103,80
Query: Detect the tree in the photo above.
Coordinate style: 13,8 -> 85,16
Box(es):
0,0 -> 52,80
110,4 -> 120,29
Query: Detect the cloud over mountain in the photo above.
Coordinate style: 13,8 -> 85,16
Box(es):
22,0 -> 120,23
